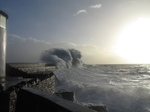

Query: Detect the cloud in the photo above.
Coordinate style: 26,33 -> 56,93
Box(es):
73,9 -> 87,16
90,4 -> 102,9
73,4 -> 101,16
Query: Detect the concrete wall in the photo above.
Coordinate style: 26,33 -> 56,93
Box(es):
1,64 -> 106,112
0,74 -> 56,112
16,88 -> 96,112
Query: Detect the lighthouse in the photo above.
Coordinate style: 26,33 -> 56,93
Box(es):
0,10 -> 8,77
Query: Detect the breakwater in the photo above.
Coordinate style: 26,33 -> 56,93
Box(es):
0,63 -> 98,112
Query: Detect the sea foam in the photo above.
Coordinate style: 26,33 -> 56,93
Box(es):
41,48 -> 150,112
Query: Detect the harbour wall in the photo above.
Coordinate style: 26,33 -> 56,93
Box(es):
0,63 -> 96,112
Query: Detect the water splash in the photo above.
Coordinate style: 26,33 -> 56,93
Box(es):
54,64 -> 150,112
41,48 -> 83,69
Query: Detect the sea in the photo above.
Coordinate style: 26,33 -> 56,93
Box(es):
54,64 -> 150,112
42,48 -> 150,112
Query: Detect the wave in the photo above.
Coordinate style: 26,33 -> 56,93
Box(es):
41,48 -> 150,112
54,66 -> 150,112
41,48 -> 83,69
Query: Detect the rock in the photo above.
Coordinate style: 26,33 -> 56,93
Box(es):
54,89 -> 76,102
0,84 -> 4,91
85,104 -> 109,112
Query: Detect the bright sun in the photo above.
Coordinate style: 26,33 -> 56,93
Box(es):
116,18 -> 150,63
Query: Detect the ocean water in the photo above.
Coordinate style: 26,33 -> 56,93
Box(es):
54,64 -> 150,112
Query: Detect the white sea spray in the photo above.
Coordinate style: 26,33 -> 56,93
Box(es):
55,64 -> 150,112
41,48 -> 150,112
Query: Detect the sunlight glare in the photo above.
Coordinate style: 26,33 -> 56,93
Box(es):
116,18 -> 150,63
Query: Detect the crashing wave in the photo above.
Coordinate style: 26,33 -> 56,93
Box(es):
41,48 -> 83,69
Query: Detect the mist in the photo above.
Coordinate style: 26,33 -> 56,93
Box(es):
6,34 -> 128,64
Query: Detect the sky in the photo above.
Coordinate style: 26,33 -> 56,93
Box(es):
1,0 -> 150,64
